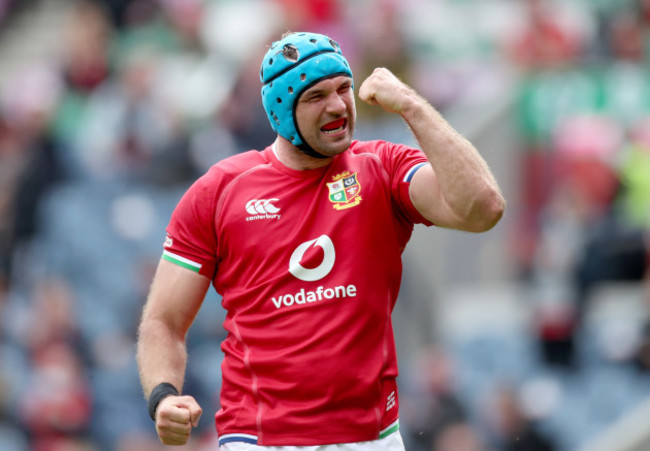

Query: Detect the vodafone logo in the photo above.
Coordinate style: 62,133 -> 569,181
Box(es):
289,235 -> 335,281
245,198 -> 281,221
272,235 -> 356,309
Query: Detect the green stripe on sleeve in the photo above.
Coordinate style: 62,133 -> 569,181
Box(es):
162,251 -> 201,273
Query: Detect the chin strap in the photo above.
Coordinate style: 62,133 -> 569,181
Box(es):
272,139 -> 331,160
297,142 -> 330,159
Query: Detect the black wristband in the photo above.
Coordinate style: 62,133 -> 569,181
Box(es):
148,382 -> 179,421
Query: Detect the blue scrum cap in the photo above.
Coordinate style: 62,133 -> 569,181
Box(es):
260,32 -> 353,149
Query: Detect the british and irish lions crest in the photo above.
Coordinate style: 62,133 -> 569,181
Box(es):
327,171 -> 362,210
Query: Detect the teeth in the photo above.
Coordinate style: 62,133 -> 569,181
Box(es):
323,126 -> 344,135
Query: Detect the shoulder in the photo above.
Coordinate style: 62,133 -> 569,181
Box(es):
177,149 -> 271,209
348,139 -> 413,158
348,139 -> 389,155
347,139 -> 421,166
210,149 -> 270,177
346,139 -> 428,182
194,149 -> 271,188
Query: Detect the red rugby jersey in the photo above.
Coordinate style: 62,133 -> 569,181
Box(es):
162,140 -> 432,446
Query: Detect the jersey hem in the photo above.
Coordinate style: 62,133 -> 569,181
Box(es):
218,433 -> 258,446
217,419 -> 400,446
379,419 -> 400,439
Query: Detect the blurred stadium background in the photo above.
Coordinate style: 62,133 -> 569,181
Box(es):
0,0 -> 649,449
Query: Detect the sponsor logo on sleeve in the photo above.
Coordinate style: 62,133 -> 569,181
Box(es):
386,391 -> 396,411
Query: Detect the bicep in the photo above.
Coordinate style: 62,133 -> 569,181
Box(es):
408,164 -> 462,229
141,259 -> 211,338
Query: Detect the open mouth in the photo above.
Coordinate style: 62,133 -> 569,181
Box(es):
321,118 -> 347,135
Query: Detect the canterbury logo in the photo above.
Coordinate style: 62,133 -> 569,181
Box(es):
289,235 -> 336,281
245,198 -> 281,221
246,199 -> 280,215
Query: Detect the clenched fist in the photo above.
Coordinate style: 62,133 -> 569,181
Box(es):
155,395 -> 203,446
358,67 -> 421,115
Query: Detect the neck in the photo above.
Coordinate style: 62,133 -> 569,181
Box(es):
273,137 -> 334,170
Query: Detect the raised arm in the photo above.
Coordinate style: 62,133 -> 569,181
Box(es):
358,68 -> 505,232
136,258 -> 210,445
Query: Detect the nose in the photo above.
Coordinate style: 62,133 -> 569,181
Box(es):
324,92 -> 347,114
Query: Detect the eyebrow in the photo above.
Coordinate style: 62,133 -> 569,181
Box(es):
302,80 -> 352,98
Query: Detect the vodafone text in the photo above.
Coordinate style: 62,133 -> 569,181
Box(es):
271,284 -> 357,309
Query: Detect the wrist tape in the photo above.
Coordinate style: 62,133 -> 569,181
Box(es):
148,382 -> 179,421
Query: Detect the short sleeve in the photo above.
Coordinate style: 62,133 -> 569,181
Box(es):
383,142 -> 434,226
162,173 -> 219,279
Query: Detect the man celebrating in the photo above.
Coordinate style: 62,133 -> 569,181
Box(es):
137,32 -> 505,450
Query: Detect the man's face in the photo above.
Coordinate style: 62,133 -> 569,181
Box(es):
294,75 -> 356,157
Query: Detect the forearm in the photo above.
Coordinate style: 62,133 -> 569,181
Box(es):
137,312 -> 203,445
137,318 -> 188,398
402,97 -> 504,229
137,260 -> 209,398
